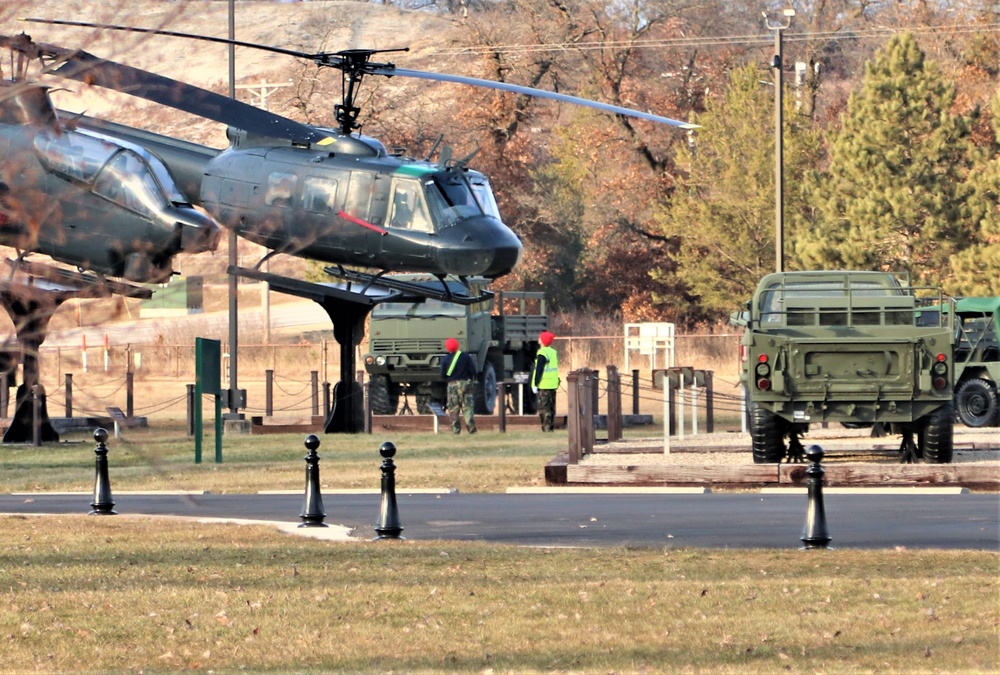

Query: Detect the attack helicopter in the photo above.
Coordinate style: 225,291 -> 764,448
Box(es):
0,34 -> 225,443
0,35 -> 221,283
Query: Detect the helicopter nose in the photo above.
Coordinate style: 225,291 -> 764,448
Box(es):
174,208 -> 222,253
484,227 -> 523,278
436,216 -> 523,278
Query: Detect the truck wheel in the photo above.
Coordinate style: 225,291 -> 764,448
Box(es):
955,378 -> 999,427
368,375 -> 399,415
750,404 -> 786,464
919,404 -> 954,464
475,362 -> 497,415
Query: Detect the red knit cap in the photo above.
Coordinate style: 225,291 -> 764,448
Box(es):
445,337 -> 460,353
539,331 -> 555,346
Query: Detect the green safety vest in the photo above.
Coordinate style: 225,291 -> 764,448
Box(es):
536,345 -> 559,389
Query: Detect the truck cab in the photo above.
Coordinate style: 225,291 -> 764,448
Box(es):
363,276 -> 547,415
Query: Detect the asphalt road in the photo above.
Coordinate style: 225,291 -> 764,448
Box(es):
2,491 -> 997,550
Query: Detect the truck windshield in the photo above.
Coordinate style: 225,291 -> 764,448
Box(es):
760,281 -> 905,324
373,297 -> 467,318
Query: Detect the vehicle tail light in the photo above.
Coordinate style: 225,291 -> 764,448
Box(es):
931,354 -> 948,390
754,355 -> 771,390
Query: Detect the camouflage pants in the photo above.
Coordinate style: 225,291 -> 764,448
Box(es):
537,388 -> 556,431
446,380 -> 476,433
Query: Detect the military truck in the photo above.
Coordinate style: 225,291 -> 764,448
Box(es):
953,296 -> 1000,427
731,271 -> 956,464
363,277 -> 547,415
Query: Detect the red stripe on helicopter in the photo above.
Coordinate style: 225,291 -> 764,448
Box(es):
337,210 -> 387,236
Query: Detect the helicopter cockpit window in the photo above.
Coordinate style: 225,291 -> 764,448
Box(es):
265,171 -> 298,207
303,177 -> 339,213
466,172 -> 502,220
426,172 -> 484,229
388,178 -> 433,233
92,149 -> 169,219
33,129 -> 113,183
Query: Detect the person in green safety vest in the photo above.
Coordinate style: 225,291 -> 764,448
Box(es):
531,330 -> 560,432
440,337 -> 477,434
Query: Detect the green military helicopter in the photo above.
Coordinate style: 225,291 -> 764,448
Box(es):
7,21 -> 695,432
18,19 -> 695,285
0,35 -> 221,283
0,34 -> 225,443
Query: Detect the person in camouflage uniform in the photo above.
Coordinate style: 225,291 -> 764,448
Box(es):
532,331 -> 560,432
440,337 -> 477,434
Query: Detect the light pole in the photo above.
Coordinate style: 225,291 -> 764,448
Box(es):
226,0 -> 242,423
763,7 -> 795,274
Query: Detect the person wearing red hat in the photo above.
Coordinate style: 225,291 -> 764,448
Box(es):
440,337 -> 478,434
532,331 -> 560,431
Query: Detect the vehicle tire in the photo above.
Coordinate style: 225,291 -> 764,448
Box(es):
750,404 -> 787,464
475,362 -> 497,415
368,375 -> 399,415
919,403 -> 954,464
955,378 -> 999,427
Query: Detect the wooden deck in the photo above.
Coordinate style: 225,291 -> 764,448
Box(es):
546,434 -> 1000,491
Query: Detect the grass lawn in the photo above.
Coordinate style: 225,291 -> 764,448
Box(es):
1,517 -> 996,673
0,422 -> 565,494
1,421 -> 997,673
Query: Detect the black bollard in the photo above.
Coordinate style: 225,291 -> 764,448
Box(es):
89,428 -> 117,516
299,434 -> 328,527
800,444 -> 832,549
373,441 -> 404,540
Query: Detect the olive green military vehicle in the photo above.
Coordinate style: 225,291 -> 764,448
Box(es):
953,296 -> 1000,427
732,271 -> 955,463
363,277 -> 547,415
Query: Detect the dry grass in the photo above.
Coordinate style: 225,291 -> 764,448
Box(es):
0,516 -> 996,673
0,423 -> 566,494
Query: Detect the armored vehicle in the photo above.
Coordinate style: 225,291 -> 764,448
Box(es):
732,271 -> 955,463
953,296 -> 1000,427
363,277 -> 547,415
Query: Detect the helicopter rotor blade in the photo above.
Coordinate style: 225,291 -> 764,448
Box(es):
47,50 -> 330,145
22,17 -> 696,129
22,18 -> 317,59
374,66 -> 698,130
22,18 -> 408,70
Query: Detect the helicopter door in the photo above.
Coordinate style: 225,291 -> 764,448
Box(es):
383,176 -> 435,269
301,174 -> 344,254
340,171 -> 381,261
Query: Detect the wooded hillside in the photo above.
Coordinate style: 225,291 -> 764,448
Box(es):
9,0 -> 999,327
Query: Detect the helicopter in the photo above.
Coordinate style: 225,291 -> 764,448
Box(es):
0,33 -> 226,443
14,20 -> 696,285
6,21 -> 695,433
0,36 -> 221,283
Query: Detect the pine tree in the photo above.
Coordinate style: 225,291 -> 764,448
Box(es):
794,33 -> 978,288
654,64 -> 819,313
